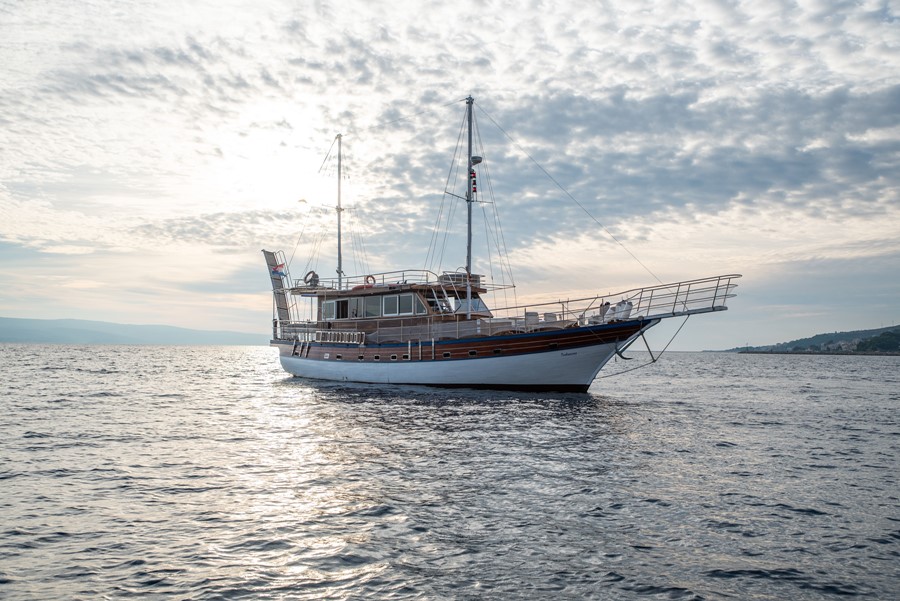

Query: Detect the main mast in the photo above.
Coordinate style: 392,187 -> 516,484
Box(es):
465,97 -> 474,319
465,97 -> 474,278
336,133 -> 344,289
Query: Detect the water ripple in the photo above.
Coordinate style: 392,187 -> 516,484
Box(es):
0,346 -> 898,599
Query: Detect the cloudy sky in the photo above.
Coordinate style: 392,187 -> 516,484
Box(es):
1,0 -> 898,350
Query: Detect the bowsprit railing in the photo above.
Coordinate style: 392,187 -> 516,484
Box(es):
486,273 -> 741,326
621,273 -> 741,320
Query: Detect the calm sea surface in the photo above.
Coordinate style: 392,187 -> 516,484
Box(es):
1,345 -> 897,600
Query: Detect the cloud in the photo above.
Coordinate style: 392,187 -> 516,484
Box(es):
0,0 -> 897,344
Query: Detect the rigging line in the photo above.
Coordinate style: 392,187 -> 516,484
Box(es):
480,202 -> 495,282
658,314 -> 691,355
480,168 -> 517,311
596,315 -> 691,379
424,196 -> 444,271
353,208 -> 372,276
317,135 -> 339,174
344,208 -> 359,276
303,220 -> 329,277
471,115 -> 517,310
476,127 -> 516,292
475,103 -> 664,285
288,203 -> 317,268
437,193 -> 459,273
433,112 -> 468,273
425,109 -> 467,271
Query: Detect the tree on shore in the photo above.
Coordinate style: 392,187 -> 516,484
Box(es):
856,330 -> 900,352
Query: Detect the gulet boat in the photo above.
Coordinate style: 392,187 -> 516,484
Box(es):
263,97 -> 740,392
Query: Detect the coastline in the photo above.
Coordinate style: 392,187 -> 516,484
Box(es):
738,350 -> 900,356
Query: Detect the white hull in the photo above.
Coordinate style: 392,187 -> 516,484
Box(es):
277,326 -> 651,391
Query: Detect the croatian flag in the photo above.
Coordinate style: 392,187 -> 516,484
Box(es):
271,263 -> 286,277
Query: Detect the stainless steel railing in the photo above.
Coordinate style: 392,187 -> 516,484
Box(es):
272,274 -> 740,343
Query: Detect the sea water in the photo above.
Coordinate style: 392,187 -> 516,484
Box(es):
1,345 -> 897,600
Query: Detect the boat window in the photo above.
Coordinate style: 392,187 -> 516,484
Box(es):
351,298 -> 363,318
322,300 -> 336,320
364,296 -> 381,318
383,295 -> 399,316
414,295 -> 427,314
335,299 -> 349,319
454,296 -> 493,316
398,294 -> 413,315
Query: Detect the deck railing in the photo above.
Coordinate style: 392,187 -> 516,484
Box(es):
272,274 -> 741,344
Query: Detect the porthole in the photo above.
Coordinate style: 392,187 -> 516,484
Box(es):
358,355 -> 365,361
402,354 -> 409,360
335,354 -> 342,360
374,355 -> 380,361
391,354 -> 398,361
493,348 -> 503,354
442,352 -> 451,359
468,350 -> 477,356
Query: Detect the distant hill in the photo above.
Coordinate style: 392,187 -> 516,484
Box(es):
0,317 -> 266,345
724,325 -> 900,354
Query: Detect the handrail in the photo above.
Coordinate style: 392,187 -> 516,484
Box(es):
290,268 -> 516,293
294,269 -> 440,291
272,274 -> 741,342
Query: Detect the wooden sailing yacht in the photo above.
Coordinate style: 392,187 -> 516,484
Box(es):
263,97 -> 739,391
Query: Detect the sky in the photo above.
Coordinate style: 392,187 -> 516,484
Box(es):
1,0 -> 898,350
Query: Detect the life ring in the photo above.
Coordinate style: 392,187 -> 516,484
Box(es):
304,270 -> 319,286
364,274 -> 376,285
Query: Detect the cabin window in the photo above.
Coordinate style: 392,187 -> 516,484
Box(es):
454,296 -> 492,315
398,294 -> 414,315
402,354 -> 409,360
364,296 -> 381,318
358,355 -> 365,361
373,354 -> 380,361
335,299 -> 350,319
390,354 -> 398,361
322,300 -> 335,320
414,295 -> 427,315
383,295 -> 399,316
442,352 -> 451,358
335,354 -> 342,360
468,350 -> 477,356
